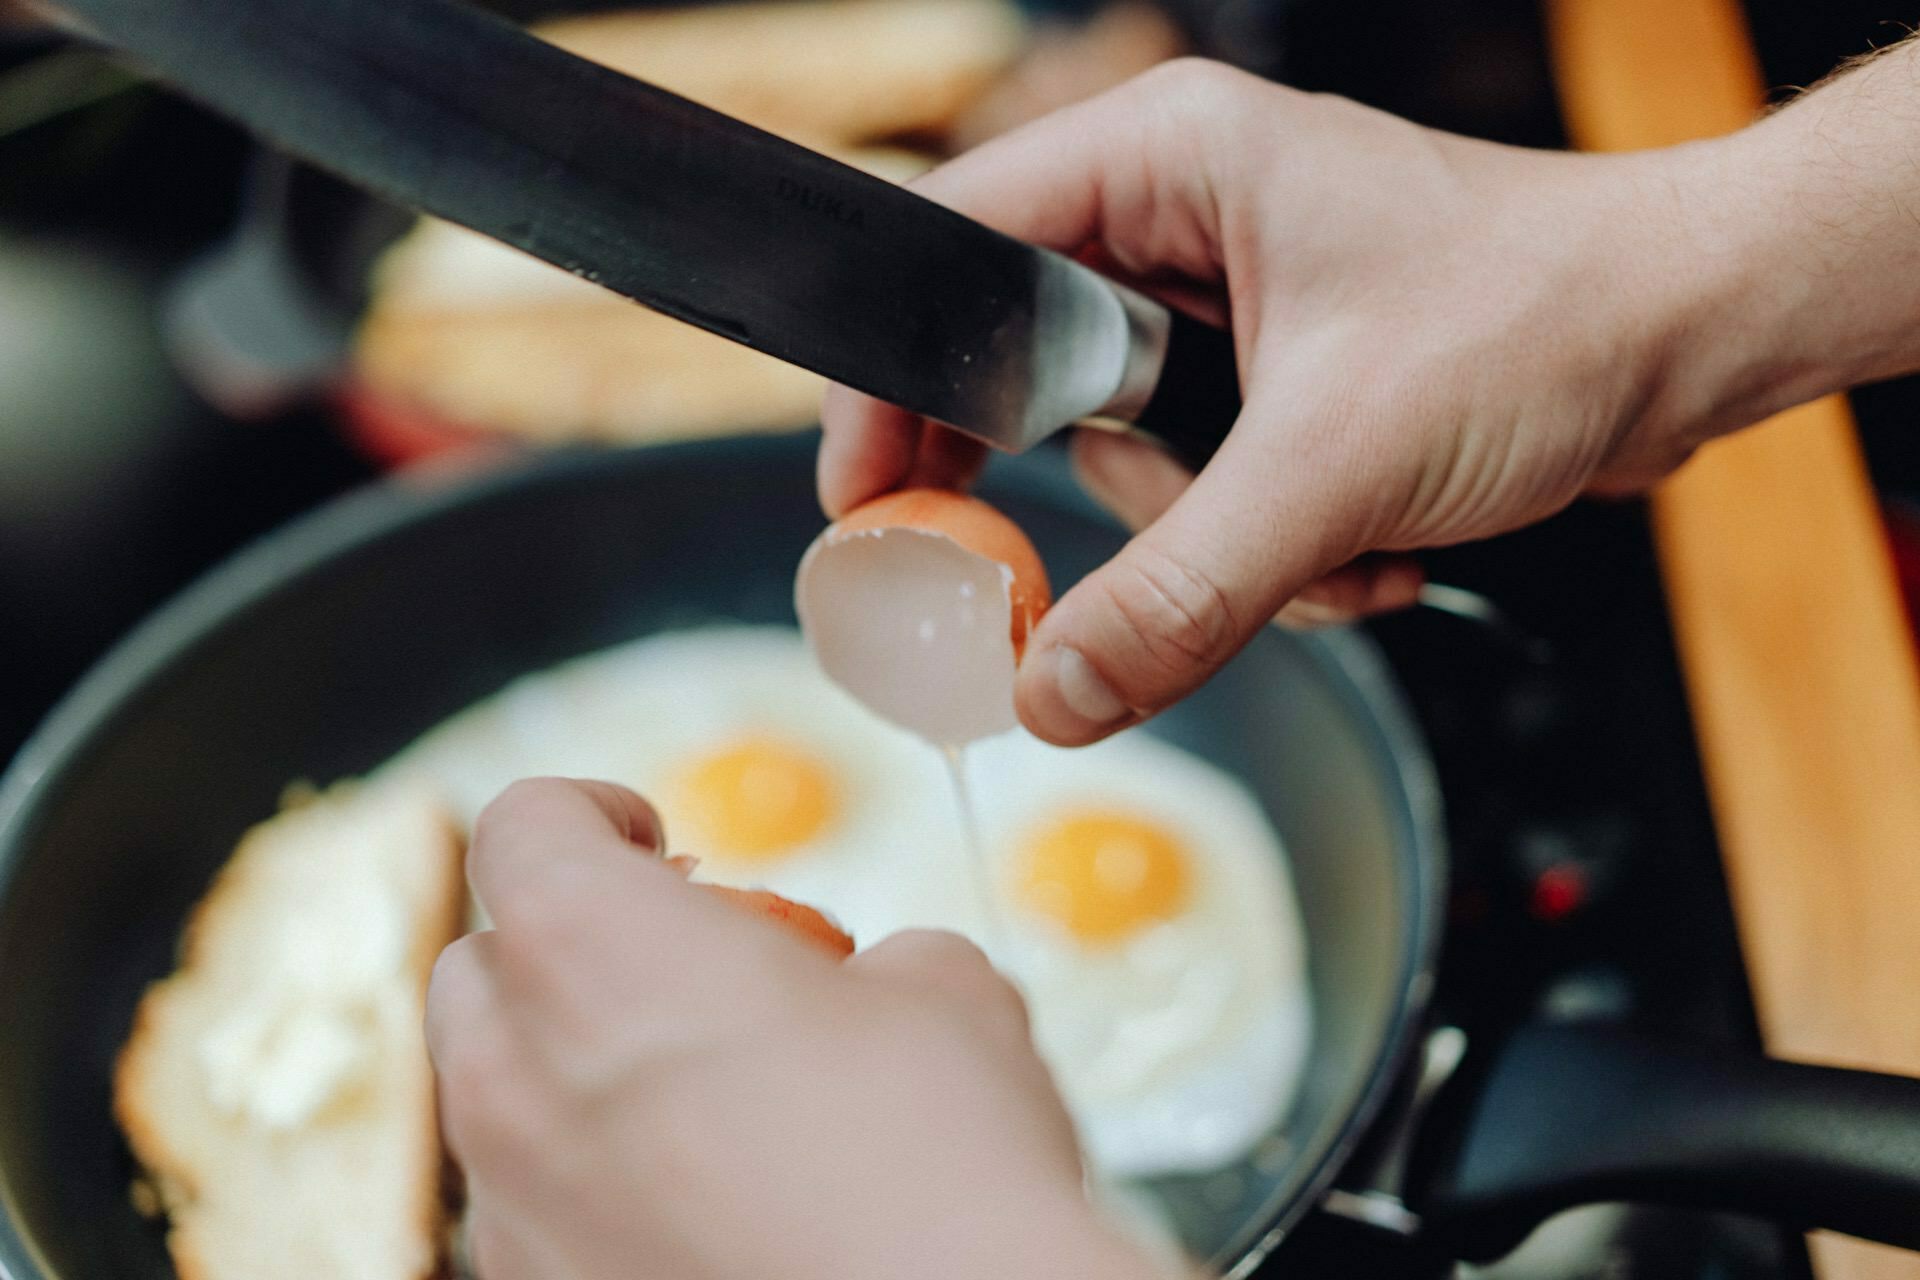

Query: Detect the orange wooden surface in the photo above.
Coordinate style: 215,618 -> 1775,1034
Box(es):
1546,2 -> 1920,1276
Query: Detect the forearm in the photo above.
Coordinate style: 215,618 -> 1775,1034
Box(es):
1658,35 -> 1920,441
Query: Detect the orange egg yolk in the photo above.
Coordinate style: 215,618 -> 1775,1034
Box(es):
1015,812 -> 1192,944
677,738 -> 838,861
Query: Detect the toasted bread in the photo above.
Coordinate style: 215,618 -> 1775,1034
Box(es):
352,146 -> 928,446
535,0 -> 1024,144
115,779 -> 465,1280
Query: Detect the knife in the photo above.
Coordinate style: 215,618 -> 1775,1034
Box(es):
50,0 -> 1243,469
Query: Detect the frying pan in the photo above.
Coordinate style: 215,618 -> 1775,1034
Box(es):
2,437 -> 1919,1279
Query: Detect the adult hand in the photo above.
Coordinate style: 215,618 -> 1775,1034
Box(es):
819,59 -> 1769,746
426,778 -> 1158,1280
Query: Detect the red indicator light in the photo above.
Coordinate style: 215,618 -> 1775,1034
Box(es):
1529,864 -> 1588,922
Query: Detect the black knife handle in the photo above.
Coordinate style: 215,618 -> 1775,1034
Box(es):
1131,308 -> 1243,472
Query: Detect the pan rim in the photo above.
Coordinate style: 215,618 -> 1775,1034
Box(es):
1216,621 -> 1446,1275
0,436 -> 1447,1279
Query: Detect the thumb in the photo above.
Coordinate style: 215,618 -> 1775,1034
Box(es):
849,929 -> 1031,1042
1015,394 -> 1362,746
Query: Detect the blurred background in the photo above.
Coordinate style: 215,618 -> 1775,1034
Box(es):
2,0 -> 1917,764
3,0 -> 1918,769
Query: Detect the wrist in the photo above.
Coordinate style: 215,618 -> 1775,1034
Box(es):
1594,135 -> 1821,457
1630,61 -> 1920,446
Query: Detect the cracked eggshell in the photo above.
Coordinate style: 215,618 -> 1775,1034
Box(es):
795,489 -> 1051,746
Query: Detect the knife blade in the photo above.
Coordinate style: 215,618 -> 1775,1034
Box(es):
53,0 -> 1242,467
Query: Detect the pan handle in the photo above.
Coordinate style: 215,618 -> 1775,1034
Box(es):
1412,1023 -> 1920,1259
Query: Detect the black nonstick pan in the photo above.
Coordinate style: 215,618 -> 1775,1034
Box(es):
2,437 -> 1919,1279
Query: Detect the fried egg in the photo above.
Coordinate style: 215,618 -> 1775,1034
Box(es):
967,731 -> 1310,1178
390,630 -> 921,881
384,626 -> 1310,1185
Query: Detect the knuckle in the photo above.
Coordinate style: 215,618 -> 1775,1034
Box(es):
888,927 -> 988,970
913,936 -> 1036,1036
467,783 -> 556,891
874,930 -> 1031,1037
1143,56 -> 1243,106
857,1001 -> 967,1066
953,963 -> 1031,1032
975,970 -> 1034,1039
452,1056 -> 547,1168
1139,58 -> 1267,136
493,887 -> 585,968
468,789 -> 598,947
425,939 -> 481,1024
431,1023 -> 508,1125
1100,544 -> 1239,684
425,942 -> 493,1069
423,955 -> 566,1174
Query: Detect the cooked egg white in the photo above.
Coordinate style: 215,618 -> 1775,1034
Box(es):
383,626 -> 1310,1187
968,732 -> 1311,1178
388,630 -> 924,888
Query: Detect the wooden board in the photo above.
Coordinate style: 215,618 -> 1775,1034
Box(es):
1545,2 -> 1920,1276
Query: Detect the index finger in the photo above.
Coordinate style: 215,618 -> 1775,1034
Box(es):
467,777 -> 665,927
466,778 -> 793,986
480,776 -> 666,852
817,390 -> 989,518
817,389 -> 921,519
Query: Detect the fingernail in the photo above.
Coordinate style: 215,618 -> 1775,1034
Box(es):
1053,646 -> 1129,730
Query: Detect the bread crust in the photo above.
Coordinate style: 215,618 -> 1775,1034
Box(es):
534,0 -> 1024,143
114,781 -> 466,1280
351,141 -> 929,447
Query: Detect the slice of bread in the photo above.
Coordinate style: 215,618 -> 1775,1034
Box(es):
351,143 -> 930,448
534,0 -> 1025,145
116,779 -> 466,1280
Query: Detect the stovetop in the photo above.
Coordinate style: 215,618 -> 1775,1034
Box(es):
1263,503 -> 1811,1279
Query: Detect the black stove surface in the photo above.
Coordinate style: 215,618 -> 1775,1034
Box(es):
1248,502 -> 1812,1279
